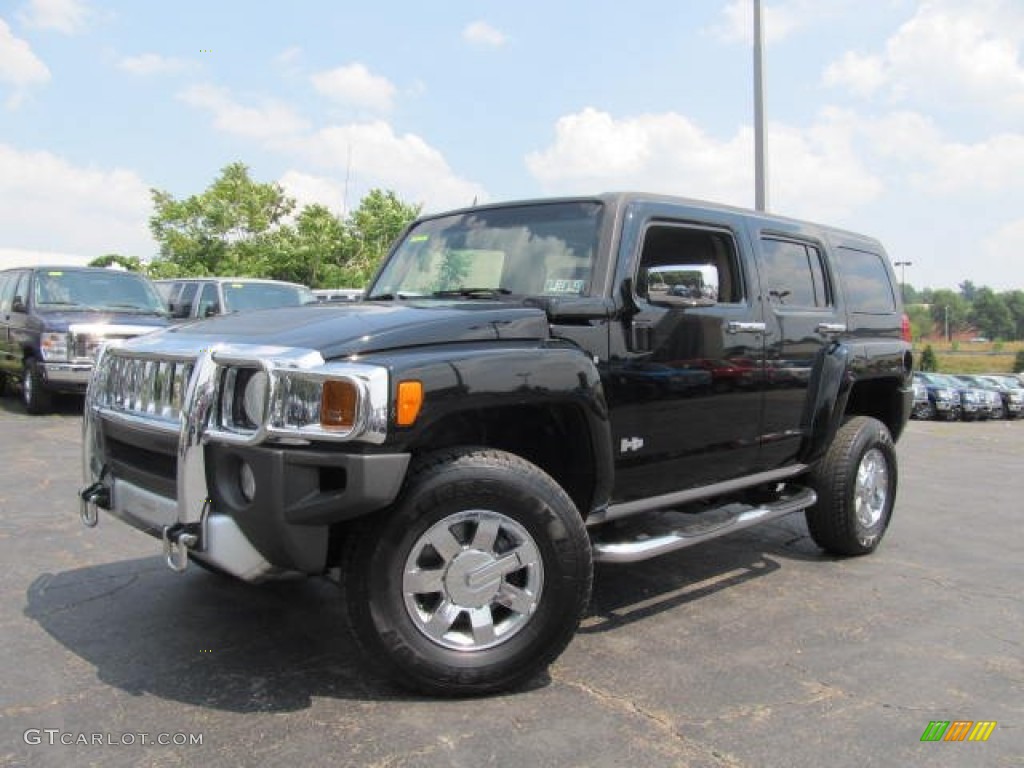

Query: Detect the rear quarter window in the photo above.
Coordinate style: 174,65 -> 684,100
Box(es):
838,247 -> 897,313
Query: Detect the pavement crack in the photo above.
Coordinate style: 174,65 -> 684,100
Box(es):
550,669 -> 745,767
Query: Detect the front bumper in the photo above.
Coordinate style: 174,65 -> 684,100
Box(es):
81,343 -> 408,580
41,362 -> 92,389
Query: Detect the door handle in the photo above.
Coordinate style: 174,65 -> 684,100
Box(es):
727,321 -> 767,335
816,322 -> 847,336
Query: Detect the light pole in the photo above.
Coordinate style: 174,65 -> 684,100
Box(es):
894,260 -> 912,304
753,0 -> 768,212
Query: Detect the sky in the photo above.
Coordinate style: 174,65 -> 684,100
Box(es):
2,0 -> 1024,291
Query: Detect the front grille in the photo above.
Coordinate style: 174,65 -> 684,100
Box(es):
95,353 -> 195,425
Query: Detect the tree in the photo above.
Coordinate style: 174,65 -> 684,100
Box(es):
345,190 -> 421,286
148,162 -> 295,278
1003,290 -> 1024,340
969,287 -> 1013,340
906,304 -> 934,340
88,253 -> 143,271
959,279 -> 977,302
919,345 -> 938,372
929,290 -> 969,339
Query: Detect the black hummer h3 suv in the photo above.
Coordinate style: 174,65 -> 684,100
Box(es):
79,193 -> 913,695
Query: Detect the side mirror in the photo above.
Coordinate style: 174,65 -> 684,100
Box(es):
11,296 -> 26,313
644,264 -> 718,308
203,304 -> 218,318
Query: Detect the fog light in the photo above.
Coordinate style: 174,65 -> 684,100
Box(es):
239,461 -> 256,502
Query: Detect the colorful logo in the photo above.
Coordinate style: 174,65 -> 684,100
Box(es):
920,721 -> 997,742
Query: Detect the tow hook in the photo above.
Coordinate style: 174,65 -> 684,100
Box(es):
162,524 -> 201,573
78,482 -> 110,528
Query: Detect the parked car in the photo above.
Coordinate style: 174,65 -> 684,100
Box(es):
910,374 -> 931,419
953,375 -> 1006,419
933,374 -> 988,421
156,278 -> 315,321
0,266 -> 168,413
914,372 -> 961,421
973,374 -> 1023,420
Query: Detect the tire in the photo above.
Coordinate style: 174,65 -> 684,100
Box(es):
805,416 -> 897,556
917,401 -> 936,420
22,358 -> 53,415
342,447 -> 593,696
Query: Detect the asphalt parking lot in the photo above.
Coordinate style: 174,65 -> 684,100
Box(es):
0,397 -> 1021,768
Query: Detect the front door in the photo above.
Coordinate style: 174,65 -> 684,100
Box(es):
605,206 -> 766,503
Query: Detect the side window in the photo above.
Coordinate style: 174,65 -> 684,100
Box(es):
12,272 -> 31,312
838,247 -> 897,313
0,273 -> 13,313
171,283 -> 198,318
197,283 -> 221,317
636,225 -> 743,305
760,238 -> 830,308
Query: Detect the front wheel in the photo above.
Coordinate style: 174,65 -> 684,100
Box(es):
342,448 -> 593,696
806,416 -> 897,556
22,358 -> 53,415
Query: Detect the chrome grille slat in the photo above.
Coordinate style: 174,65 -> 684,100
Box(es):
95,352 -> 198,426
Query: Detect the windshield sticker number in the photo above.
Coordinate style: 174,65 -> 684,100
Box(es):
544,278 -> 585,294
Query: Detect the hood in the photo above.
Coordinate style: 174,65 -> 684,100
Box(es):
35,310 -> 169,332
162,301 -> 551,357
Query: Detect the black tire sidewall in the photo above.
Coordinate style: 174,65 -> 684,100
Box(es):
808,416 -> 897,556
22,358 -> 52,414
346,450 -> 592,694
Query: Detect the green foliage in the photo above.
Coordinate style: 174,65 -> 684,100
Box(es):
919,345 -> 938,372
88,253 -> 143,271
146,163 -> 420,288
1015,349 -> 1024,373
969,287 -> 1014,341
906,304 -> 934,340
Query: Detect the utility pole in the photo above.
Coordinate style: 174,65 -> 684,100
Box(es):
753,0 -> 768,212
894,260 -> 912,304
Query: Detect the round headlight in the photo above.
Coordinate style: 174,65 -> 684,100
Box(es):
242,370 -> 269,426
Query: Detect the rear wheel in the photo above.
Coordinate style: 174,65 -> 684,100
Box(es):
806,416 -> 897,556
22,358 -> 53,415
342,447 -> 592,696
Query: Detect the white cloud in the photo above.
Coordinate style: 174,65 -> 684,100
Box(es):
0,247 -> 91,269
18,0 -> 89,35
178,83 -> 310,141
525,107 -> 882,220
297,122 -> 485,212
278,170 -> 346,214
0,143 -> 153,258
463,21 -> 507,48
983,218 -> 1024,284
118,53 -> 193,76
0,19 -> 50,107
824,1 -> 1024,113
713,0 -> 805,44
310,63 -> 396,113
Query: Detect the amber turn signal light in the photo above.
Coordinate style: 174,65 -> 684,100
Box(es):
321,379 -> 358,430
396,380 -> 423,426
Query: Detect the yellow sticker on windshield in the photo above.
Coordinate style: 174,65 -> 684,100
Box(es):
47,271 -> 64,276
409,235 -> 429,243
230,283 -> 244,288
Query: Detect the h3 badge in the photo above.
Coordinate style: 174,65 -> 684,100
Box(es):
620,436 -> 644,453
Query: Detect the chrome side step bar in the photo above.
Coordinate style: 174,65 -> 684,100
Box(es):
591,486 -> 816,563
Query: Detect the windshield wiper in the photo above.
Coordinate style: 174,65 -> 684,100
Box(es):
432,288 -> 512,299
99,303 -> 167,314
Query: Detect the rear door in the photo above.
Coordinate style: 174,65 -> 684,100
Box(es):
748,220 -> 846,468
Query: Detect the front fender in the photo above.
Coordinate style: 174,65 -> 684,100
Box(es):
373,342 -> 614,513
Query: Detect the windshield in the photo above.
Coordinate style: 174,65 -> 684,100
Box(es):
222,282 -> 315,312
34,270 -> 166,314
368,202 -> 603,299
